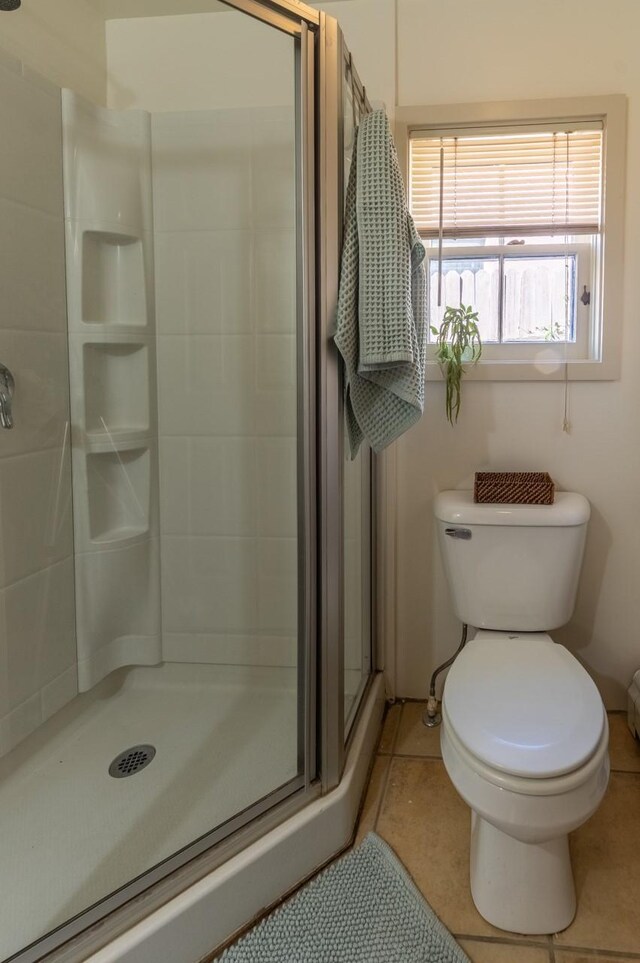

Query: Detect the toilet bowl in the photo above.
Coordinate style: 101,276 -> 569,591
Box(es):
441,632 -> 609,934
433,491 -> 609,934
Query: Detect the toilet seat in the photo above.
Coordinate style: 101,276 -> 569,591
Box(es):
442,703 -> 609,797
443,634 -> 605,779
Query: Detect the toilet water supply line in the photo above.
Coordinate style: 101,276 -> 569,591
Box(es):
423,623 -> 468,728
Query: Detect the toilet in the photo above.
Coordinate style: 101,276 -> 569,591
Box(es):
434,490 -> 609,935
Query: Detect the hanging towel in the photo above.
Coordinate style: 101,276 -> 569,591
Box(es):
334,108 -> 427,458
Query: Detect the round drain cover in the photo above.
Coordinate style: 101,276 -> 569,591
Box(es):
109,745 -> 156,778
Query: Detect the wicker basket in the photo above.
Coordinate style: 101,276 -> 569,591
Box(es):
474,471 -> 555,505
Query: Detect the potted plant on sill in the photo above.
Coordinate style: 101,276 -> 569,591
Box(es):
432,303 -> 482,425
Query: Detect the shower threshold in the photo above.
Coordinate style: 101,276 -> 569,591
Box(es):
0,663 -> 298,963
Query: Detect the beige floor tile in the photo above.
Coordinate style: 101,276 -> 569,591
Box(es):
376,758 -> 537,941
608,712 -> 640,772
395,702 -> 443,757
355,755 -> 389,844
556,954 -> 640,963
459,939 -> 551,962
378,703 -> 401,754
554,773 -> 640,954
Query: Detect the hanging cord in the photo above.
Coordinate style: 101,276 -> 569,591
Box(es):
562,132 -> 571,433
436,137 -> 458,308
423,623 -> 468,728
437,138 -> 444,306
455,138 -> 462,305
453,135 -> 458,240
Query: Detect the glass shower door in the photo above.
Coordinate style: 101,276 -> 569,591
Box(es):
150,9 -> 310,825
0,5 -> 317,961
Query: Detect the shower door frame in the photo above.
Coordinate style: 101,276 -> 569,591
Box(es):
13,5 -> 375,963
317,15 -> 376,790
340,34 -> 375,747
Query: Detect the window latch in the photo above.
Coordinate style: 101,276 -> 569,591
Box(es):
580,285 -> 591,306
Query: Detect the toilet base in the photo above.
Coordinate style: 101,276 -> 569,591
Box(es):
470,812 -> 576,935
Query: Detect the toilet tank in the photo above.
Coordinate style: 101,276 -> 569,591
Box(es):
434,491 -> 590,631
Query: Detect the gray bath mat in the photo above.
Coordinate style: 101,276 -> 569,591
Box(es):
218,832 -> 470,962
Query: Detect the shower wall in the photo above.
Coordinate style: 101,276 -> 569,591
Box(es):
61,56 -> 298,685
106,11 -> 299,669
153,105 -> 298,667
0,52 -> 76,756
0,13 -> 304,752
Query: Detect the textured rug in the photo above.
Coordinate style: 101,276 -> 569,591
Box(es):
218,832 -> 470,962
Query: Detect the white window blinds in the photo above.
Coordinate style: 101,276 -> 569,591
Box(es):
409,125 -> 603,239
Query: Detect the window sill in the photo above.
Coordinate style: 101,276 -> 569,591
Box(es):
425,356 -> 620,382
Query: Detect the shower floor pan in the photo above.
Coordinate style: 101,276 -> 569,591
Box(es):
0,663 -> 298,963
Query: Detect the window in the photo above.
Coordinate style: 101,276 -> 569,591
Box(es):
395,97 -> 627,380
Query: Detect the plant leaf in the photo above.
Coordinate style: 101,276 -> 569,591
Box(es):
432,300 -> 483,425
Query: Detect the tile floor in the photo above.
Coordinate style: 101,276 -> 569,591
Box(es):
357,703 -> 640,963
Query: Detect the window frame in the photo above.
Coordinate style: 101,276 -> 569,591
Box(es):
395,95 -> 627,382
425,239 -> 593,362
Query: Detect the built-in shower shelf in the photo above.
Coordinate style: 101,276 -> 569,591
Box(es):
90,525 -> 150,548
82,231 -> 148,328
87,447 -> 151,544
63,86 -> 161,694
83,341 -> 150,437
85,428 -> 152,453
81,324 -> 150,338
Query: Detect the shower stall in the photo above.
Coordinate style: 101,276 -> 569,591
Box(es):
0,2 -> 383,962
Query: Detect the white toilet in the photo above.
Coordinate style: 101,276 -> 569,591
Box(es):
434,490 -> 609,935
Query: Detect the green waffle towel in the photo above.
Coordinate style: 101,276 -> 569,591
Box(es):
335,109 -> 427,458
218,833 -> 470,962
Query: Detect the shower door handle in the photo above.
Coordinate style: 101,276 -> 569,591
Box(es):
0,363 -> 15,429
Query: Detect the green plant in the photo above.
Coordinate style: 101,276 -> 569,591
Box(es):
525,320 -> 564,341
431,304 -> 482,425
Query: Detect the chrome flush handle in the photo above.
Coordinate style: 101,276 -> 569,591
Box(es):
445,527 -> 472,540
0,363 -> 15,429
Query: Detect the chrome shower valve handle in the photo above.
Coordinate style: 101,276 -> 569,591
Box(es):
0,363 -> 15,429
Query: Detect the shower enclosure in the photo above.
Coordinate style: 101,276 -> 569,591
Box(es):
0,2 -> 381,962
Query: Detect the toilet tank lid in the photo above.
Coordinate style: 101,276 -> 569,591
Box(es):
434,490 -> 590,527
444,636 -> 605,778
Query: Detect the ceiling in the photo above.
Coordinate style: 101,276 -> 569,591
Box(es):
92,0 -> 230,19
86,0 -> 353,19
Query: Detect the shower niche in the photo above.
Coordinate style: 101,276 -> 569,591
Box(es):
86,445 -> 151,544
83,342 -> 150,437
81,231 -> 148,327
62,90 -> 161,691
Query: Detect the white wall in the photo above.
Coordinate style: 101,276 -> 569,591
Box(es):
0,0 -> 107,104
0,53 -> 77,755
153,104 -> 299,668
106,11 -> 294,112
104,1 -> 640,704
311,0 -> 396,116
330,0 -> 640,708
103,0 -> 227,16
